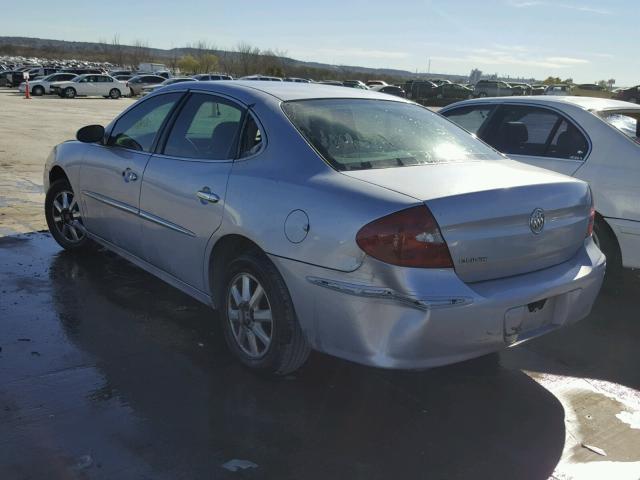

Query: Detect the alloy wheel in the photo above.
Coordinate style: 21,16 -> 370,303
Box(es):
51,190 -> 85,243
227,272 -> 273,359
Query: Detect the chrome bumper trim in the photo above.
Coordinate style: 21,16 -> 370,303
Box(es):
306,276 -> 472,311
139,210 -> 196,237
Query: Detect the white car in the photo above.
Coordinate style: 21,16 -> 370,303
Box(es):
441,96 -> 640,271
50,74 -> 128,99
18,72 -> 78,95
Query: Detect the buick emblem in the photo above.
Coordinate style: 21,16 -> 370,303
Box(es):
529,208 -> 545,234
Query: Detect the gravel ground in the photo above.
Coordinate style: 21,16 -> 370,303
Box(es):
0,88 -> 135,235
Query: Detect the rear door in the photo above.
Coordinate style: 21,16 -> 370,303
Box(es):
139,92 -> 246,290
80,92 -> 183,257
75,76 -> 95,95
96,75 -> 114,95
480,104 -> 589,175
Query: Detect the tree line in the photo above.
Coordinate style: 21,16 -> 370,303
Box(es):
0,37 -> 407,84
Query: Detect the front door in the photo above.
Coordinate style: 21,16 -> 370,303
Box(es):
79,92 -> 183,257
139,92 -> 245,290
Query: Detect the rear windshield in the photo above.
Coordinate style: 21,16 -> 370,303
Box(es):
282,99 -> 499,171
599,110 -> 640,143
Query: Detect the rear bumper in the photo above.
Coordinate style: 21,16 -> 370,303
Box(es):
271,238 -> 605,369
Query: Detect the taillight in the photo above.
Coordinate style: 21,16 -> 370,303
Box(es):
356,205 -> 453,268
587,207 -> 595,237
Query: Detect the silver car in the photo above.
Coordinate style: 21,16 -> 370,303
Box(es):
43,82 -> 605,374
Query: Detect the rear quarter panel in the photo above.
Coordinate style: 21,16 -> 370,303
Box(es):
208,99 -> 419,274
571,111 -> 640,222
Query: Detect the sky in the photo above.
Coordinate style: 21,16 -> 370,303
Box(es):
1,0 -> 636,85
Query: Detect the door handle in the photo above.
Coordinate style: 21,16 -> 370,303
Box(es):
196,188 -> 220,204
122,168 -> 138,182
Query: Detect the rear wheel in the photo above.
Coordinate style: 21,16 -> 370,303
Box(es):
109,88 -> 121,99
45,179 -> 92,251
593,216 -> 622,275
220,252 -> 310,375
64,87 -> 76,99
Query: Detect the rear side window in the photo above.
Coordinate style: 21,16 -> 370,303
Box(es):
239,114 -> 263,158
283,99 -> 500,171
485,105 -> 588,160
442,105 -> 495,135
599,111 -> 640,143
163,93 -> 243,159
108,93 -> 182,152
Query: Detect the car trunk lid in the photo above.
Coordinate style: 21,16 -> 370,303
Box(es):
343,160 -> 591,282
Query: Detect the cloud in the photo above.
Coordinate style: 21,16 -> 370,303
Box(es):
546,57 -> 590,65
431,50 -> 590,69
507,0 -> 611,15
313,48 -> 410,60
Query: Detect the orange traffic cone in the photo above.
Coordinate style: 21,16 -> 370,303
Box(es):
25,81 -> 31,100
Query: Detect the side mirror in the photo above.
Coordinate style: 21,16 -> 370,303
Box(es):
76,125 -> 105,143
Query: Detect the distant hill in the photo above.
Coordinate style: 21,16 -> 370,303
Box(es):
0,36 -> 469,82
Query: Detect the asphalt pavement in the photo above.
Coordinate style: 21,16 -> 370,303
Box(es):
1,232 -> 639,479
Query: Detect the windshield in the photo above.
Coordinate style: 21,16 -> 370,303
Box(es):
599,110 -> 640,143
282,99 -> 499,171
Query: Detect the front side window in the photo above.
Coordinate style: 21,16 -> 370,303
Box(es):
163,93 -> 243,159
108,93 -> 182,152
441,105 -> 496,135
282,99 -> 500,171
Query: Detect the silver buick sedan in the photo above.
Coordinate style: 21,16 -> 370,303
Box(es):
43,82 -> 606,374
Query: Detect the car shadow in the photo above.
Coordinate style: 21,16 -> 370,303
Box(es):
1,233 -> 565,479
500,268 -> 640,391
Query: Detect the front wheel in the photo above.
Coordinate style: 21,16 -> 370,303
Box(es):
32,85 -> 45,96
64,87 -> 76,99
220,252 -> 310,375
45,179 -> 92,251
109,88 -> 121,99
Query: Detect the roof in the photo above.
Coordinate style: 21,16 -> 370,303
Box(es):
440,95 -> 640,112
161,80 -> 409,103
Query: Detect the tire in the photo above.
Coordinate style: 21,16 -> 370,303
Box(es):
45,179 -> 92,251
593,216 -> 622,275
129,87 -> 136,97
629,97 -> 637,104
32,85 -> 45,96
220,251 -> 310,375
109,88 -> 121,99
64,87 -> 76,99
